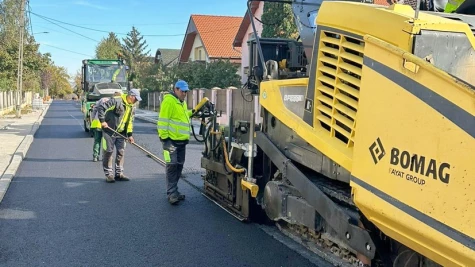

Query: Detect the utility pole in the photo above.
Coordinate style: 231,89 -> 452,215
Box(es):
15,0 -> 26,118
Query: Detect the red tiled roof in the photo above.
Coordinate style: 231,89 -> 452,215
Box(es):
233,1 -> 261,48
192,15 -> 243,58
373,0 -> 391,5
179,15 -> 242,62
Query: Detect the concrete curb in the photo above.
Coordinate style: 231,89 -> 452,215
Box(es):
0,104 -> 51,204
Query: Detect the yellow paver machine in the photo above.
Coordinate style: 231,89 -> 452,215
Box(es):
195,0 -> 475,266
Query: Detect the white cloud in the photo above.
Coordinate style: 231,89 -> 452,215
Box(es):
74,1 -> 109,10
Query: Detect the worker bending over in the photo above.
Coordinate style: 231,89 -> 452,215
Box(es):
90,91 -> 122,162
97,89 -> 141,183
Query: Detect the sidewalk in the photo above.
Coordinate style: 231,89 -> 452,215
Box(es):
0,104 -> 50,203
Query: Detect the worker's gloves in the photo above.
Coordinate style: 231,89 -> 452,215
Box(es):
162,139 -> 176,153
191,109 -> 201,118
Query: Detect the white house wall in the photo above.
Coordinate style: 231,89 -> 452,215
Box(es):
189,34 -> 208,62
240,2 -> 264,84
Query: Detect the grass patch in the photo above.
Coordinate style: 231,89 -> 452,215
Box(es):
3,105 -> 33,116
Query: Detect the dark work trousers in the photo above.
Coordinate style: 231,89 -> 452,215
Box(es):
92,128 -> 102,159
164,143 -> 186,197
102,130 -> 126,177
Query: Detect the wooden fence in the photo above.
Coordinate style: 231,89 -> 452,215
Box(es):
145,88 -> 262,126
0,91 -> 34,116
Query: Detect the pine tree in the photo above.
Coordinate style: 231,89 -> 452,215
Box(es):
95,32 -> 122,59
121,26 -> 151,73
261,2 -> 298,39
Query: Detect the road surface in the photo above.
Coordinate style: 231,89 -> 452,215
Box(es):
0,101 -> 332,267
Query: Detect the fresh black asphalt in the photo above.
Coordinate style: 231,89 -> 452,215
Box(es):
0,101 -> 321,267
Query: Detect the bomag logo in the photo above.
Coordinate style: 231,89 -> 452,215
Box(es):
369,138 -> 451,186
369,137 -> 385,164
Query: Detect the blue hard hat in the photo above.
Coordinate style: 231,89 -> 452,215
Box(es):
175,80 -> 189,91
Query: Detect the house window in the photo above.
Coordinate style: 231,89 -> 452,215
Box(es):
155,49 -> 162,64
194,47 -> 204,61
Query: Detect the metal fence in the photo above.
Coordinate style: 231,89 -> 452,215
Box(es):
145,88 -> 261,126
0,91 -> 34,116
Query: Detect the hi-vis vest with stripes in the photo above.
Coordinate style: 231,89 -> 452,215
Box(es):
157,93 -> 193,141
445,0 -> 464,12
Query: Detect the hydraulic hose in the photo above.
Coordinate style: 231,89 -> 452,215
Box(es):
191,118 -> 212,143
221,135 -> 245,174
194,109 -> 245,174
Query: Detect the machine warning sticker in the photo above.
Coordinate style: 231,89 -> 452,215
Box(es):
369,138 -> 451,186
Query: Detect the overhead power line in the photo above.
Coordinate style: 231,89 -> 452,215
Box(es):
30,11 -> 99,42
28,9 -> 240,58
41,44 -> 94,57
30,11 -> 129,36
34,24 -> 78,37
27,2 -> 34,35
29,11 -> 239,37
34,21 -> 188,27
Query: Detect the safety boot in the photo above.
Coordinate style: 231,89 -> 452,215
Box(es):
106,175 -> 115,183
115,173 -> 130,181
168,194 -> 180,205
177,192 -> 185,201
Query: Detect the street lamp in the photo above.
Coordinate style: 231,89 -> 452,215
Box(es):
33,31 -> 49,34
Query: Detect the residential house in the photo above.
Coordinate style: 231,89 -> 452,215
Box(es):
178,15 -> 243,65
154,48 -> 180,68
232,1 -> 264,84
231,1 -> 397,85
374,0 -> 392,5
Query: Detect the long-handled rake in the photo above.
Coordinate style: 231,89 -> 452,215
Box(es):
104,127 -> 166,166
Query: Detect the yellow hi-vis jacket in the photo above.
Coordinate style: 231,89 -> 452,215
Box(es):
157,93 -> 192,141
445,0 -> 465,12
97,94 -> 135,136
91,98 -> 110,129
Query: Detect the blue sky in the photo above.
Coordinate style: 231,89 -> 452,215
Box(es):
29,0 -> 247,77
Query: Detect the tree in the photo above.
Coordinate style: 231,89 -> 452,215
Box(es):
73,69 -> 82,94
206,60 -> 241,88
140,60 -> 241,92
261,2 -> 298,39
0,0 -> 23,91
95,32 -> 122,59
121,26 -> 150,75
40,68 -> 52,96
22,35 -> 48,91
48,65 -> 72,98
135,61 -> 160,90
0,0 -> 52,92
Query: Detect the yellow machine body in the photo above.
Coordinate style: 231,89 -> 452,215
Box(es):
259,2 -> 475,266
